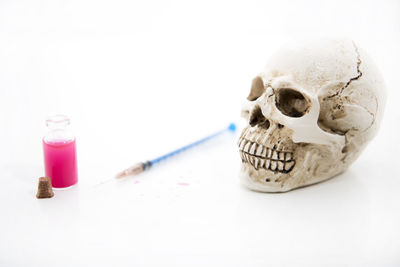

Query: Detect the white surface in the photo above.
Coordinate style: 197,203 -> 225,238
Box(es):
0,0 -> 400,266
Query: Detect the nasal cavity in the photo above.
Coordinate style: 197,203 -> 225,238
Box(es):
249,106 -> 270,129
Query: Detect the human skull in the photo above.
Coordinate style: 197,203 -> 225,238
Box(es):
239,38 -> 386,192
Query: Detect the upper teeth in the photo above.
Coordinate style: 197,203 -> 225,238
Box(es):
250,143 -> 257,154
256,145 -> 263,156
238,138 -> 295,173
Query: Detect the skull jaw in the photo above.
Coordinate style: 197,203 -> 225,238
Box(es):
239,163 -> 294,192
240,169 -> 343,192
239,151 -> 347,193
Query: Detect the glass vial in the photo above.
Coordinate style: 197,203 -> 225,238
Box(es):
43,115 -> 78,188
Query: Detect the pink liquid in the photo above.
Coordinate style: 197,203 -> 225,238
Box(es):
43,138 -> 78,188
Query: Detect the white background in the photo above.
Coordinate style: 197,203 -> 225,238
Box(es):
1,0 -> 399,266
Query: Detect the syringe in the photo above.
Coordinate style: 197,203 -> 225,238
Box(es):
115,123 -> 236,178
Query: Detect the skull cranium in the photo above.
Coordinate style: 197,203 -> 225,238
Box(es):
239,38 -> 386,192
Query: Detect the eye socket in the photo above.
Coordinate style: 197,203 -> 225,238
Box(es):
247,76 -> 265,101
275,88 -> 310,117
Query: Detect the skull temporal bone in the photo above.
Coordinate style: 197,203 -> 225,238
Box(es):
239,38 -> 386,192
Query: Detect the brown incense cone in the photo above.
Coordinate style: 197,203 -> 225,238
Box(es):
36,177 -> 54,199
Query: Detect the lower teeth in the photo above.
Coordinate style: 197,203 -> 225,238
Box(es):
241,152 -> 295,173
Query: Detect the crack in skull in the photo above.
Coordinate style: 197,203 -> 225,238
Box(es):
326,42 -> 363,100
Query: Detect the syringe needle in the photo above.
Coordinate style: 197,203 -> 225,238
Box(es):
115,162 -> 145,178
